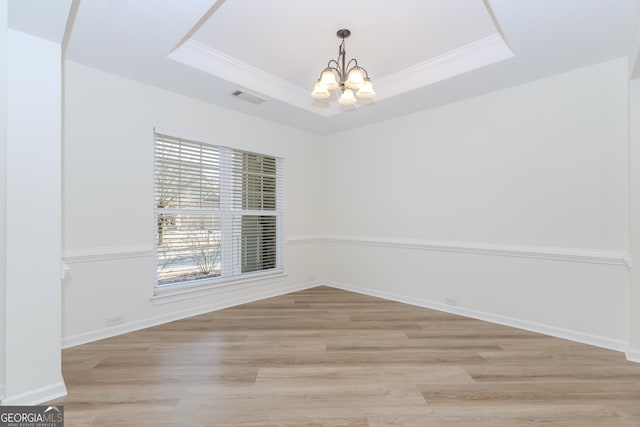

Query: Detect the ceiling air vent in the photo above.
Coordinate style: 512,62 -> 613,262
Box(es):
231,90 -> 266,105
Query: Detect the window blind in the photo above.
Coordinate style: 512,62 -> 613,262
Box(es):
154,132 -> 283,287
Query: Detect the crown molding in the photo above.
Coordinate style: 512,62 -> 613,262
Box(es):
374,33 -> 514,101
168,39 -> 333,116
168,33 -> 513,117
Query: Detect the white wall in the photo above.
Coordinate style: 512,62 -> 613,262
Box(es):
630,6 -> 640,79
320,58 -> 630,349
61,56 -> 636,359
0,0 -> 7,402
3,29 -> 65,405
61,61 -> 323,345
630,77 -> 640,361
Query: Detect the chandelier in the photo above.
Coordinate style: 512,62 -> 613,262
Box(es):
310,29 -> 376,105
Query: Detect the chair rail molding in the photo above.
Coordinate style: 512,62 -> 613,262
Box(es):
292,234 -> 629,266
63,246 -> 153,264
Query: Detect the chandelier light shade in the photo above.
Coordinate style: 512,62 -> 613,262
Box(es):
356,79 -> 376,98
311,29 -> 375,104
320,69 -> 339,90
345,67 -> 365,89
311,80 -> 330,98
338,88 -> 357,105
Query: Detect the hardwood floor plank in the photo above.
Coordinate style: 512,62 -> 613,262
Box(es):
428,404 -> 638,426
47,286 -> 640,426
255,366 -> 475,385
419,381 -> 640,404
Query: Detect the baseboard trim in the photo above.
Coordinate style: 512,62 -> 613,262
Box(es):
62,281 -> 320,348
1,381 -> 67,406
325,281 -> 628,354
61,278 -> 636,358
627,348 -> 640,363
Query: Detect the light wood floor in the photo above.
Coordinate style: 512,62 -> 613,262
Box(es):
49,286 -> 640,426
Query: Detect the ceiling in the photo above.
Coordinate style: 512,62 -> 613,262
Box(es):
8,0 -> 640,135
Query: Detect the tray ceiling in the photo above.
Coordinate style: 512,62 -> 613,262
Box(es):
10,0 -> 640,135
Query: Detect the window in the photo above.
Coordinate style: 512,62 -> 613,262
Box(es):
154,132 -> 283,289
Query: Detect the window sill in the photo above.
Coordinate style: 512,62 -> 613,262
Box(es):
150,269 -> 287,305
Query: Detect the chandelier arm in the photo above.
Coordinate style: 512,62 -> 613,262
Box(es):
327,66 -> 341,74
324,62 -> 343,81
345,58 -> 360,74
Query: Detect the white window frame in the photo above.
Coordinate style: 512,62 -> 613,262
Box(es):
152,130 -> 284,299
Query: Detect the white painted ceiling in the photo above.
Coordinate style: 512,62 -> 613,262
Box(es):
8,0 -> 640,135
190,0 -> 498,88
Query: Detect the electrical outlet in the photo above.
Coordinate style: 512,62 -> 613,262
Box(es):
106,316 -> 124,327
445,298 -> 458,307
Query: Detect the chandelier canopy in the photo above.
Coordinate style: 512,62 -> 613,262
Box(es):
311,29 -> 376,105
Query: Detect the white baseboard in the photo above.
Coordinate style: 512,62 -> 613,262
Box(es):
1,381 -> 67,406
62,281 -> 320,348
61,278 -> 636,362
627,347 -> 640,363
324,281 -> 629,354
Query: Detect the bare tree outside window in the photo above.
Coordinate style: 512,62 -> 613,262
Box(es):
154,132 -> 282,288
155,136 -> 221,285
